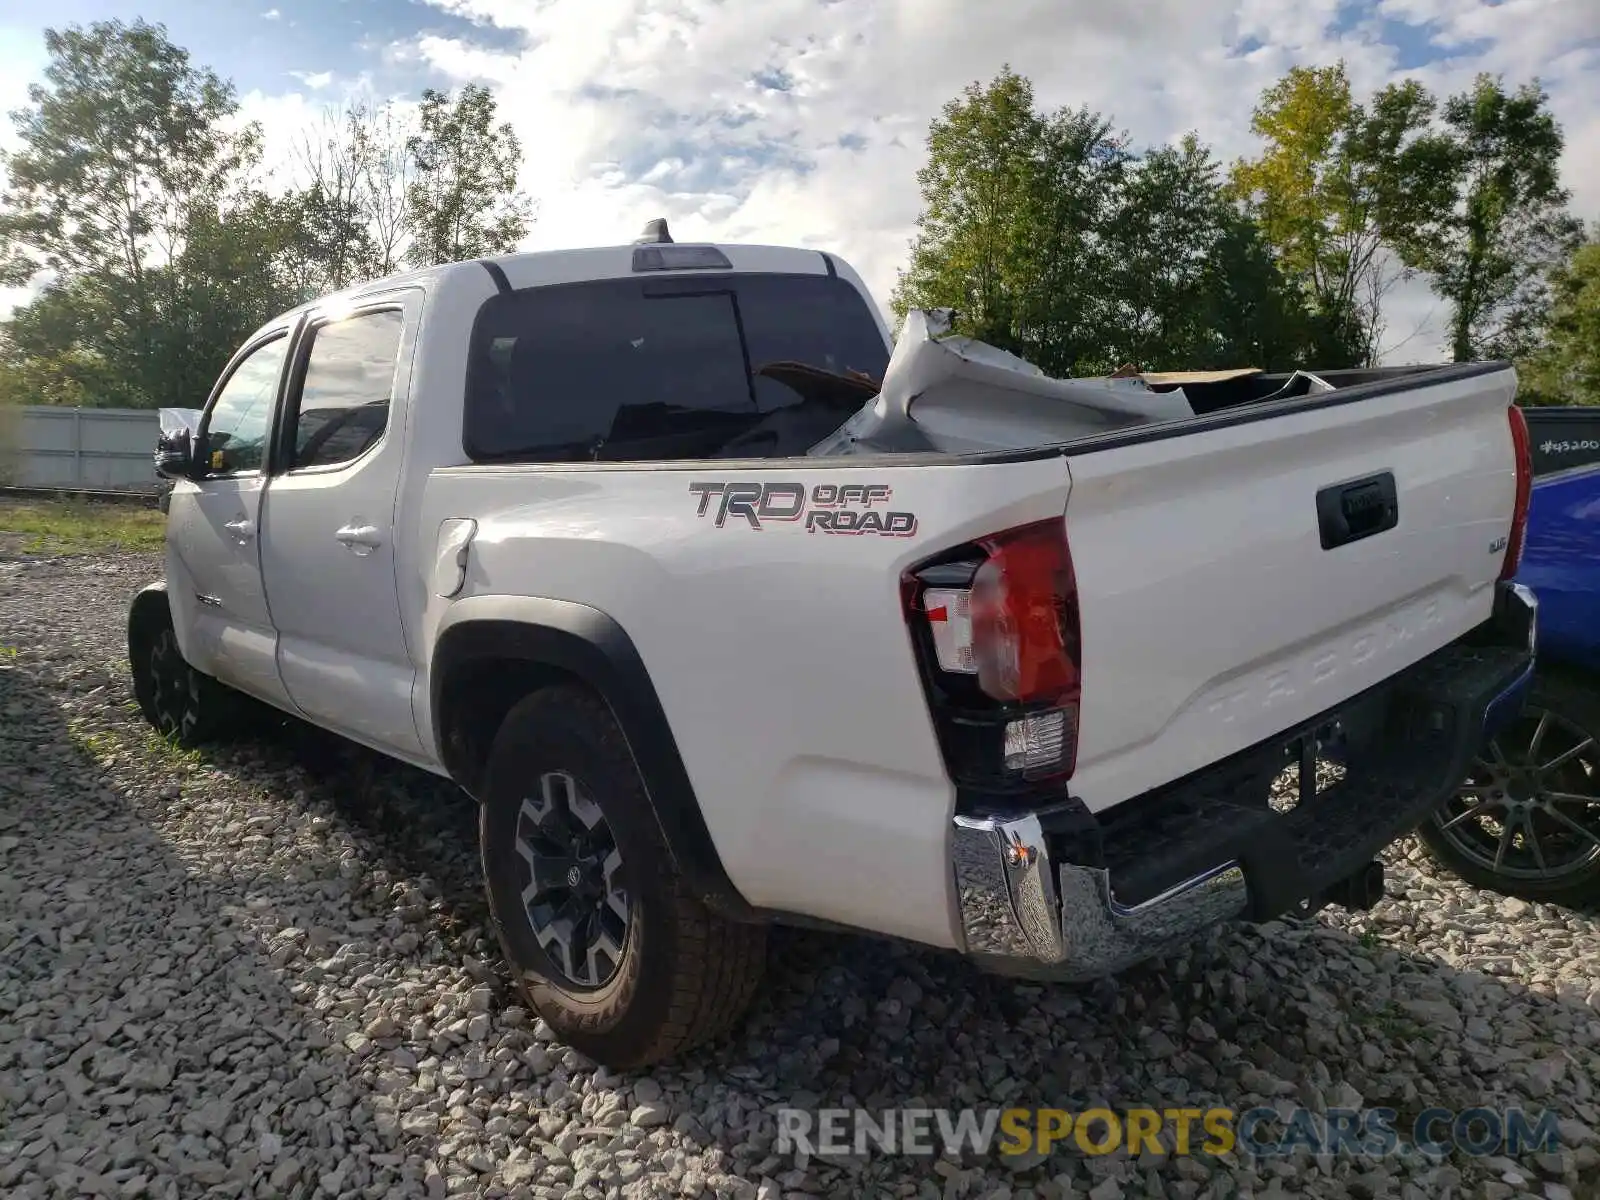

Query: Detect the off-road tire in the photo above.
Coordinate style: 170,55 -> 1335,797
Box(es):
128,603 -> 246,748
1419,667 -> 1600,908
479,684 -> 767,1067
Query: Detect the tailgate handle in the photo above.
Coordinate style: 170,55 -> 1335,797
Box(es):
1317,472 -> 1398,550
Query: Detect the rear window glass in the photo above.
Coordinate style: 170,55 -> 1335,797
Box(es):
1523,408 -> 1600,478
463,273 -> 889,462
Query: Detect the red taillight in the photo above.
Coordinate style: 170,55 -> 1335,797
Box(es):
1501,404 -> 1532,581
904,517 -> 1083,783
970,521 -> 1080,703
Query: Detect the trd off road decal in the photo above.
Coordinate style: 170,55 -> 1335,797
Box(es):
689,482 -> 918,536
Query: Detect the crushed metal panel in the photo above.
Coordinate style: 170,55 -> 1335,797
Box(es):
810,308 -> 1196,457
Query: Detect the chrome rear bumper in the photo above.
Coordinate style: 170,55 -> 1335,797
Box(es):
952,806 -> 1249,980
949,583 -> 1537,980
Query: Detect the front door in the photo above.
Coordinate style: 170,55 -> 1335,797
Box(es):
257,296 -> 423,760
165,332 -> 295,708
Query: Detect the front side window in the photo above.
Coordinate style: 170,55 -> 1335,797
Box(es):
289,310 -> 405,470
202,336 -> 289,475
463,273 -> 889,462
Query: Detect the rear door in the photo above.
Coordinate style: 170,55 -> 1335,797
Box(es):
165,331 -> 296,707
258,293 -> 424,759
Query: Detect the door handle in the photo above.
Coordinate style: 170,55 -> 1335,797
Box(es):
223,516 -> 255,543
336,523 -> 383,556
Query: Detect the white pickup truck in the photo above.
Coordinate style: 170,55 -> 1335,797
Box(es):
129,222 -> 1538,1068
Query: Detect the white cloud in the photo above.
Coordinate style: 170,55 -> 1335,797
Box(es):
229,88 -> 325,190
262,8 -> 282,19
0,2 -> 1594,356
0,27 -> 47,318
232,80 -> 424,198
398,0 -> 1598,363
0,25 -> 46,154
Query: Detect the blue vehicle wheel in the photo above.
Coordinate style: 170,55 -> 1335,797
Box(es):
1421,668 -> 1600,907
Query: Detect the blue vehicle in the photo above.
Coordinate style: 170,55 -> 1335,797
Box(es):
1420,407 -> 1600,905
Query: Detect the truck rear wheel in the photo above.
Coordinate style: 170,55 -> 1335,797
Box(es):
128,603 -> 244,748
479,685 -> 766,1068
1420,668 -> 1600,907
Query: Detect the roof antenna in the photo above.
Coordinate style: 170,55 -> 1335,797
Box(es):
635,217 -> 674,245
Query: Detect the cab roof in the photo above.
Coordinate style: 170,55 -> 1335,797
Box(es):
255,229 -> 848,341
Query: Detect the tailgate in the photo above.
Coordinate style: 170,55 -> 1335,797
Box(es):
1062,364 -> 1520,812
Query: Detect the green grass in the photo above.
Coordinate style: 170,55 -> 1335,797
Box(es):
1353,999 -> 1426,1042
0,497 -> 166,554
72,717 -> 205,768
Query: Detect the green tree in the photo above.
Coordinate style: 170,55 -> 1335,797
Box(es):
289,107 -> 381,295
0,280 -> 124,406
1109,134 -> 1310,369
406,84 -> 533,268
0,192 -> 313,410
355,101 -> 418,278
1518,229 -> 1600,406
153,191 -> 324,404
0,18 -> 262,406
1109,136 -> 1219,365
1414,75 -> 1583,362
1229,64 -> 1457,366
0,26 -> 538,409
1021,105 -> 1138,375
894,68 -> 1311,375
289,98 -> 416,289
892,68 -> 1132,375
1201,211 -> 1316,370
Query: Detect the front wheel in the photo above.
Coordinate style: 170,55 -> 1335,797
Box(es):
128,605 -> 243,747
479,685 -> 767,1068
1420,669 -> 1600,907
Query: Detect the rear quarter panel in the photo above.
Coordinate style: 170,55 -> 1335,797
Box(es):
418,456 -> 1073,949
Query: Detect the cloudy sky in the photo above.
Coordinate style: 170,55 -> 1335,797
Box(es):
0,0 -> 1595,362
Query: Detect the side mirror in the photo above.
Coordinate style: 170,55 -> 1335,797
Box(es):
155,408 -> 205,481
154,428 -> 195,480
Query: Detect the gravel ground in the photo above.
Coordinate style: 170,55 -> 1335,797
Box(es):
2,547 -> 1599,1200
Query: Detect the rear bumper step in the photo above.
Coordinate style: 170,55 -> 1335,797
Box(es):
950,582 -> 1537,980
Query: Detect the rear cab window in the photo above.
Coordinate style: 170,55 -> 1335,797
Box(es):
463,273 -> 889,462
1524,408 -> 1600,478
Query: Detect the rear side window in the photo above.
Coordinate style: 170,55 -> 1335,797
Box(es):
464,273 -> 889,462
289,310 -> 404,470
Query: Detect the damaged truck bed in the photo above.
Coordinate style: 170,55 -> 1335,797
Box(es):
804,306 -> 1465,459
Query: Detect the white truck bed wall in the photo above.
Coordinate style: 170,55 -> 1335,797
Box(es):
417,453 -> 1078,951
809,308 -> 1196,457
